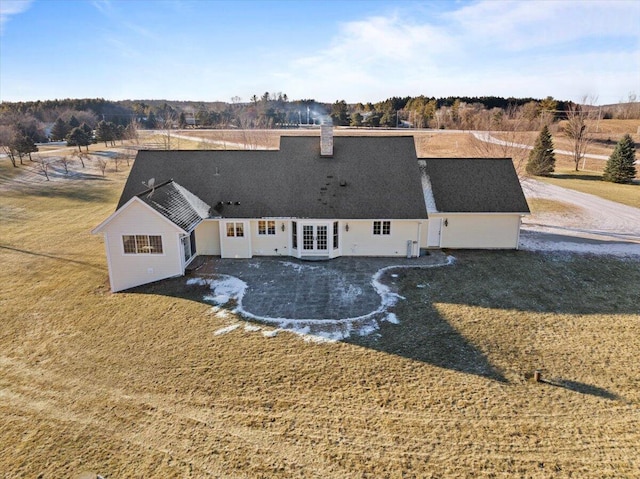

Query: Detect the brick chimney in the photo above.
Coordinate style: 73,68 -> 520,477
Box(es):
320,123 -> 333,157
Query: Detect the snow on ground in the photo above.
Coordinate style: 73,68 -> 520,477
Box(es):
520,179 -> 640,257
213,324 -> 240,336
192,177 -> 639,342
194,256 -> 456,342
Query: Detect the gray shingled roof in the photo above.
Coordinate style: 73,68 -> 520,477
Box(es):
118,136 -> 428,220
136,180 -> 210,232
418,159 -> 530,213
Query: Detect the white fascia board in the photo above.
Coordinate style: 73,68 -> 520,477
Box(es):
91,196 -> 188,235
430,211 -> 530,216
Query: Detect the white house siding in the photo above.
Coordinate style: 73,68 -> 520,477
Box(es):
436,214 -> 522,249
421,221 -> 432,249
219,220 -> 252,258
195,220 -> 221,255
100,200 -> 184,292
341,220 -> 423,257
251,220 -> 289,256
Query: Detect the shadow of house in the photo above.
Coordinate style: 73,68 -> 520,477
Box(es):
129,255 -> 509,383
126,249 -> 639,390
345,298 -> 508,382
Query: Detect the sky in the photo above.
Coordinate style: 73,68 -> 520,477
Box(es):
0,0 -> 638,105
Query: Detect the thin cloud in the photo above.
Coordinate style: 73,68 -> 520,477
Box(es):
0,0 -> 33,34
278,1 -> 639,103
91,0 -> 113,15
447,0 -> 640,51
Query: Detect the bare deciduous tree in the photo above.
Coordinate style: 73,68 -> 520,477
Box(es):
160,108 -> 179,150
470,104 -> 532,177
58,155 -> 72,174
0,124 -> 17,167
36,155 -> 50,181
124,121 -> 140,145
72,150 -> 88,168
563,96 -> 597,171
97,157 -> 108,176
113,153 -> 127,172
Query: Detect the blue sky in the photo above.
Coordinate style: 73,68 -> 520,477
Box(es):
1,0 -> 638,105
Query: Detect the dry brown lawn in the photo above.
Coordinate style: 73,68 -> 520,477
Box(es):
1,152 -> 640,478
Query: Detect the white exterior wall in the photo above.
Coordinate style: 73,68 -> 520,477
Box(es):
98,200 -> 184,292
219,220 -> 252,258
435,213 -> 522,249
251,220 -> 290,256
195,220 -> 221,255
421,221 -> 432,249
341,220 -> 423,257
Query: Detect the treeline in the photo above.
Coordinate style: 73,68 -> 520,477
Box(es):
0,94 -> 575,129
1,93 -> 639,148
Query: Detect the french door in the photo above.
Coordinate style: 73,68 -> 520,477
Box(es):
301,224 -> 329,253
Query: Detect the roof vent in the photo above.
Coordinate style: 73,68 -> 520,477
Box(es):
320,123 -> 333,157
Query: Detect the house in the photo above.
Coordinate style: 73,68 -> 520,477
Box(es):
420,159 -> 531,249
92,126 -> 530,292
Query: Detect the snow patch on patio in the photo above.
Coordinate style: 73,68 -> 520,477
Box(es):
190,255 -> 456,342
279,261 -> 321,273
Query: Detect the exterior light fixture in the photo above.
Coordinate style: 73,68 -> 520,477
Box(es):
345,223 -> 349,232
444,219 -> 448,227
281,223 -> 285,232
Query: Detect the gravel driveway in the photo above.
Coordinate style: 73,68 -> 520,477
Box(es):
520,179 -> 640,256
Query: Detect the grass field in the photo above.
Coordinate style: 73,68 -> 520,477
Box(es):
536,170 -> 640,209
1,155 -> 639,477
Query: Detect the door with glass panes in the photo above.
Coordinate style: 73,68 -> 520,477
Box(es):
301,223 -> 329,254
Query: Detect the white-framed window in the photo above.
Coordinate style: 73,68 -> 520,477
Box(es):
123,235 -> 163,254
258,220 -> 276,235
333,221 -> 339,249
373,221 -> 391,235
226,222 -> 244,237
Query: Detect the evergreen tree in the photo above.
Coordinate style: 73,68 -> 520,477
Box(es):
330,100 -> 349,126
145,111 -> 157,129
526,125 -> 556,176
603,134 -> 637,183
68,115 -> 80,128
66,127 -> 91,151
50,117 -> 70,141
95,120 -> 115,146
350,112 -> 363,127
14,134 -> 38,162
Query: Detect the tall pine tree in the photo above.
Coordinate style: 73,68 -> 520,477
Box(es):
526,125 -> 556,176
603,134 -> 637,183
50,117 -> 70,141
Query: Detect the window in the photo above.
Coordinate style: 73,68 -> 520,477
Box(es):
373,221 -> 391,235
333,221 -> 339,249
292,221 -> 297,249
258,220 -> 276,235
226,222 -> 244,237
122,235 -> 163,254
